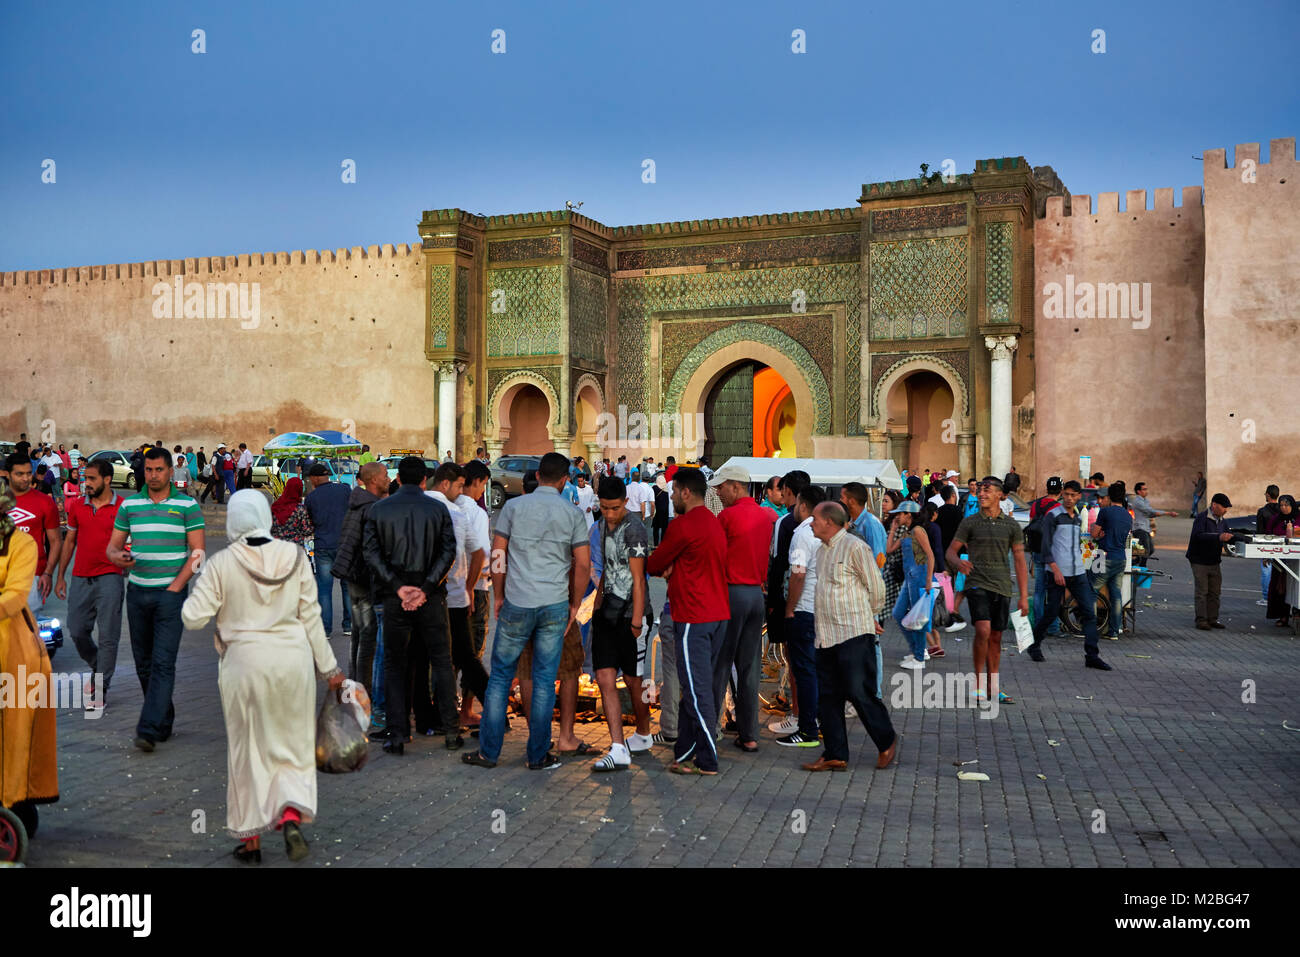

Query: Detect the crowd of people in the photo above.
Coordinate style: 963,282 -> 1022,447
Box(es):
0,434 -> 1292,864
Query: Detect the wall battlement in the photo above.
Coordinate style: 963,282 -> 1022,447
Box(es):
1202,137 -> 1296,173
1042,187 -> 1203,221
0,243 -> 420,288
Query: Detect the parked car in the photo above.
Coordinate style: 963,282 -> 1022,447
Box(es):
0,441 -> 16,460
251,455 -> 276,487
86,450 -> 137,489
489,455 -> 543,510
37,615 -> 63,660
378,454 -> 441,483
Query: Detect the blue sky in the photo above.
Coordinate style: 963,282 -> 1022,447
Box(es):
2,0 -> 1297,270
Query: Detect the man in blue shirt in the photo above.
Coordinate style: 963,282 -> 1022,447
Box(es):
839,482 -> 887,558
306,463 -> 354,637
1089,482 -> 1133,639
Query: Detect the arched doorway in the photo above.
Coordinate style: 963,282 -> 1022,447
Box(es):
501,384 -> 552,455
570,380 -> 602,461
885,370 -> 955,473
702,361 -> 797,463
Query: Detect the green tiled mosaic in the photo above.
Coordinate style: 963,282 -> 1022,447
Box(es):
985,221 -> 1014,323
569,268 -> 607,365
429,264 -> 453,349
868,237 -> 968,340
455,266 -> 469,353
486,265 -> 563,357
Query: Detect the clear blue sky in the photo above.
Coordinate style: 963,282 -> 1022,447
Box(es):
2,0 -> 1297,270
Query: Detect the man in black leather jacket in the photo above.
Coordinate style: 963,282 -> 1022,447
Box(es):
363,456 -> 459,754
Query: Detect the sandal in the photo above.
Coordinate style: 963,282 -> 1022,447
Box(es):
927,647 -> 946,658
669,762 -> 718,776
733,738 -> 758,753
461,750 -> 498,768
591,752 -> 629,772
558,741 -> 601,756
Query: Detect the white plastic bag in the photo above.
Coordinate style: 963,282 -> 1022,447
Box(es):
900,589 -> 936,631
1010,609 -> 1035,653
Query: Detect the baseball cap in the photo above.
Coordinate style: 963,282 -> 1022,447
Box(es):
888,500 -> 921,514
706,464 -> 752,486
1211,493 -> 1232,508
945,469 -> 959,478
308,463 -> 330,477
1046,476 -> 1063,493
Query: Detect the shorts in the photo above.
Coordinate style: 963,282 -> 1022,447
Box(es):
517,618 -> 585,681
963,586 -> 1010,632
591,608 -> 648,676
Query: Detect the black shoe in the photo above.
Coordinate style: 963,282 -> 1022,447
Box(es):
133,736 -> 155,753
1209,621 -> 1226,629
1195,622 -> 1211,631
462,750 -> 497,768
445,734 -> 465,751
723,718 -> 737,734
367,728 -> 390,742
283,822 -> 309,862
382,739 -> 405,756
233,843 -> 261,864
1028,645 -> 1045,662
1085,657 -> 1113,671
527,751 -> 562,770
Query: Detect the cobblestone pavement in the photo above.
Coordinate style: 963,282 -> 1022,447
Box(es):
22,510 -> 1300,867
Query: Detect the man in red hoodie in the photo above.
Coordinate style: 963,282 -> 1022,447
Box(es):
646,467 -> 728,775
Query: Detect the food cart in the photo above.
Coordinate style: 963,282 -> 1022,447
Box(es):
1229,535 -> 1300,632
262,430 -> 363,496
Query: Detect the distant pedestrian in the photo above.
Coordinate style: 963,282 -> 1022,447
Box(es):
1186,492 -> 1233,630
1191,471 -> 1207,515
270,477 -> 313,546
236,443 -> 254,490
329,462 -> 389,720
1089,482 -> 1133,639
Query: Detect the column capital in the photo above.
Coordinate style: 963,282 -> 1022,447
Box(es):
433,360 -> 467,377
983,334 -> 1019,361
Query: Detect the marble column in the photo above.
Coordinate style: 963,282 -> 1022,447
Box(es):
435,361 -> 465,461
867,428 -> 889,461
886,427 -> 911,470
984,335 -> 1018,480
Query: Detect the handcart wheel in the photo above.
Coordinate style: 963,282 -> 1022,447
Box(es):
0,807 -> 28,864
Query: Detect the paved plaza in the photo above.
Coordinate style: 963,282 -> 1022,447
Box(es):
23,512 -> 1300,868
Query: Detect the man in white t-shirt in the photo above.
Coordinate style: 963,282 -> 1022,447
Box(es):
427,462 -> 489,734
575,473 -> 597,528
458,460 -> 494,725
779,486 -> 826,749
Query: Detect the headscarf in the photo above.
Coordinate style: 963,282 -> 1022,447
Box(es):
0,483 -> 15,540
227,489 -> 274,544
270,477 -> 303,525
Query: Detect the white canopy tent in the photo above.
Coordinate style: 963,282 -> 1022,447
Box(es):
715,457 -> 904,491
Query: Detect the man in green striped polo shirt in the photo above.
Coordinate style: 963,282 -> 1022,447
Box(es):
107,447 -> 205,752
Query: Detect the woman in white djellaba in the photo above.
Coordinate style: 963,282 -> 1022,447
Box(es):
182,489 -> 343,864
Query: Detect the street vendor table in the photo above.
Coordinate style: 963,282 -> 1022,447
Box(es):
1230,538 -> 1300,627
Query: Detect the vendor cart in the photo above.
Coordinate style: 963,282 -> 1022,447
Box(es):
1228,536 -> 1300,632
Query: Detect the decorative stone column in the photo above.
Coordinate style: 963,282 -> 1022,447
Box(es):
886,426 -> 911,470
485,437 -> 504,462
586,442 -> 604,469
435,361 -> 465,461
552,433 -> 574,455
867,428 -> 889,461
984,335 -> 1018,479
957,431 -> 977,482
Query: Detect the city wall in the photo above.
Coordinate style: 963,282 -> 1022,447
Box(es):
1201,139 -> 1300,512
0,245 -> 433,456
1034,185 -> 1206,509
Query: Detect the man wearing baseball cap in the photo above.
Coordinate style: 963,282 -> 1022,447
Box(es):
707,463 -> 777,753
1186,492 -> 1234,630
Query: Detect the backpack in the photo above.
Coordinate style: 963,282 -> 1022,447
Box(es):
1023,501 -> 1057,554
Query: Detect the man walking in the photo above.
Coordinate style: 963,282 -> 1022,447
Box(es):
305,463 -> 353,637
646,467 -> 729,775
55,459 -> 125,710
1028,476 -> 1063,638
1187,492 -> 1233,631
945,476 -> 1035,703
331,460 -> 389,720
1090,482 -> 1133,640
803,502 -> 899,772
5,454 -> 62,614
588,477 -> 655,771
235,443 -> 254,490
707,464 -> 777,753
779,485 -> 826,749
1024,480 -> 1111,669
462,452 -> 590,770
766,470 -> 809,737
362,456 -> 458,754
107,448 -> 206,751
1131,481 -> 1176,570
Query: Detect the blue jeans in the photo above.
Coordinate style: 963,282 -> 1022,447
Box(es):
371,602 -> 385,719
1090,556 -> 1125,636
126,584 -> 187,742
1032,556 -> 1060,634
479,598 -> 569,764
1261,560 -> 1272,599
1034,573 -> 1101,657
223,471 -> 236,495
786,611 -> 819,737
313,549 -> 353,635
892,581 -> 931,663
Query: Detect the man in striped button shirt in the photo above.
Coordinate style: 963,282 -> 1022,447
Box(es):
803,501 -> 899,773
107,447 -> 206,753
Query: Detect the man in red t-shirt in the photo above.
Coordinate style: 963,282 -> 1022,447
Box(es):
55,458 -> 125,707
708,463 -> 777,752
646,467 -> 728,775
663,456 -> 678,483
5,455 -> 62,613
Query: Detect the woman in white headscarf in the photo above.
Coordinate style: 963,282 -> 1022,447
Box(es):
182,489 -> 343,864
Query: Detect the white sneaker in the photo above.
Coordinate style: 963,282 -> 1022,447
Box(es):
592,744 -> 631,772
900,652 -> 930,665
768,714 -> 800,735
1257,599 -> 1269,606
945,618 -> 968,633
626,732 -> 654,755
901,658 -> 925,670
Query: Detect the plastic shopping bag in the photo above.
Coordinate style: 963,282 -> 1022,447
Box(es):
1009,610 -> 1035,653
900,589 -> 936,631
316,679 -> 370,774
937,572 -> 955,613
